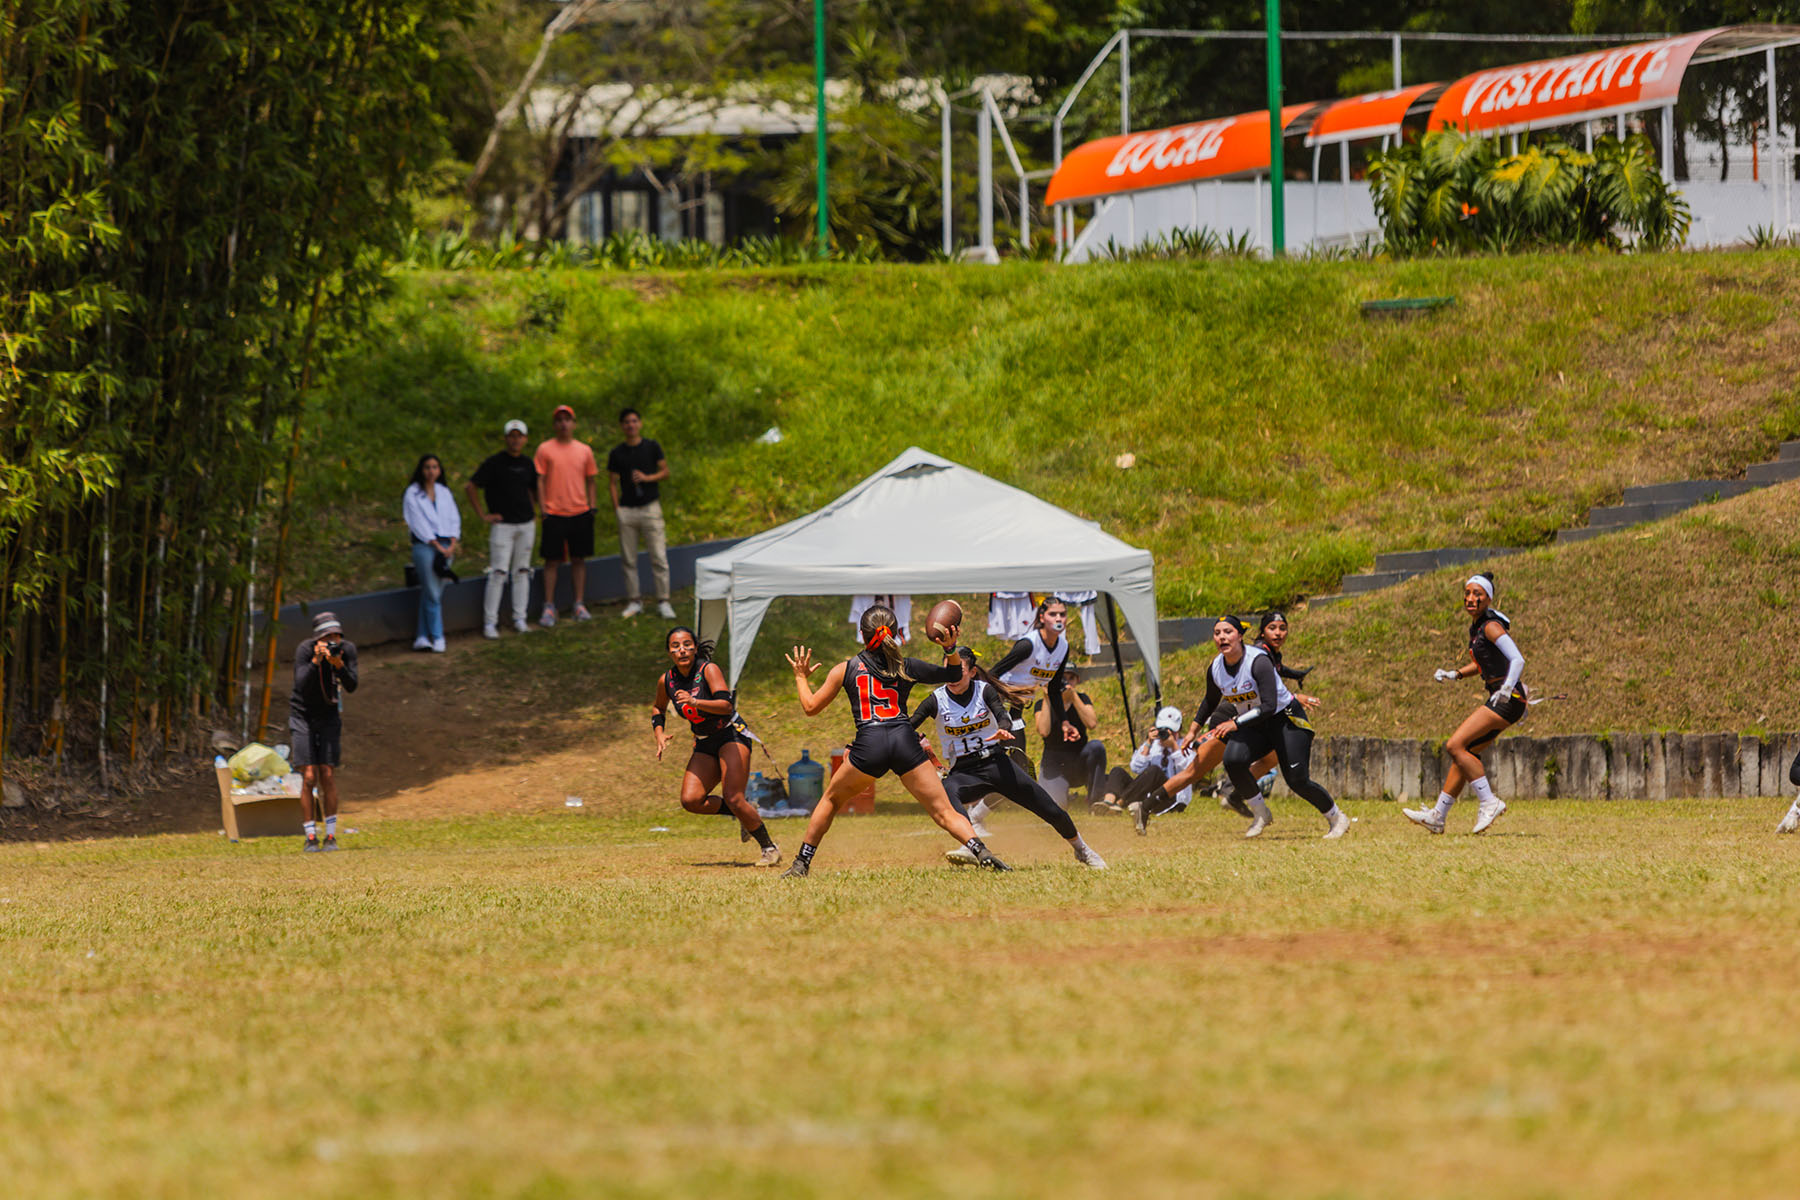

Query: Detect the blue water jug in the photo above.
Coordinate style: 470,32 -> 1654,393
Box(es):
746,771 -> 774,809
787,749 -> 825,811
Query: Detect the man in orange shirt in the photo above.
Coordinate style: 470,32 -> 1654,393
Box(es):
533,404 -> 600,625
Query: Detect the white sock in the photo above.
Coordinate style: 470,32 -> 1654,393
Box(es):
325,815 -> 338,838
1471,777 -> 1497,804
1067,835 -> 1090,857
303,820 -> 317,840
1430,791 -> 1455,818
1324,804 -> 1343,823
968,800 -> 992,823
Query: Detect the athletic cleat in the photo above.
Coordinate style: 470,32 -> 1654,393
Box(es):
1323,808 -> 1351,839
974,846 -> 1013,872
945,845 -> 979,866
322,835 -> 339,852
1403,806 -> 1446,834
1074,845 -> 1108,870
1778,802 -> 1800,834
1244,794 -> 1272,839
1472,796 -> 1507,834
1006,747 -> 1036,779
1129,801 -> 1149,836
1224,794 -> 1253,819
780,858 -> 810,879
755,844 -> 782,868
302,836 -> 322,853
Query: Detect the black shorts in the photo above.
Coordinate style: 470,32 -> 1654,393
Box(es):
541,510 -> 595,562
847,723 -> 932,779
1483,683 -> 1529,724
693,724 -> 753,759
289,713 -> 342,768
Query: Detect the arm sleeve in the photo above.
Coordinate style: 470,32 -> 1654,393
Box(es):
909,693 -> 937,731
1492,632 -> 1524,694
338,644 -> 359,694
990,638 -> 1033,678
293,652 -> 318,698
1129,741 -> 1152,773
401,486 -> 434,543
1235,657 -> 1280,726
981,683 -> 1007,713
1278,663 -> 1305,682
1200,674 -> 1223,719
904,657 -> 963,685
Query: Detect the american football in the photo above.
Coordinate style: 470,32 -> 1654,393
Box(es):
924,598 -> 963,643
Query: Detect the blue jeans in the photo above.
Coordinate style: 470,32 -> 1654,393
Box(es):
412,541 -> 445,642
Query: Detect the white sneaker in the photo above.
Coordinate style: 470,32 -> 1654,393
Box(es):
431,637 -> 447,653
755,844 -> 782,868
539,605 -> 556,628
945,845 -> 979,866
620,601 -> 643,619
1777,802 -> 1800,834
412,636 -> 431,651
572,603 -> 592,622
966,815 -> 991,839
1472,796 -> 1507,834
1323,808 -> 1351,839
1244,793 -> 1273,839
1403,806 -> 1446,834
1074,845 -> 1108,870
514,618 -> 530,634
657,600 -> 677,620
482,624 -> 499,640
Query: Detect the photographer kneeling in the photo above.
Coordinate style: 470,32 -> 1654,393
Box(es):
292,611 -> 358,853
1093,706 -> 1197,834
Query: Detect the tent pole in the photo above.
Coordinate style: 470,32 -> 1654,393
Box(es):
1105,594 -> 1138,749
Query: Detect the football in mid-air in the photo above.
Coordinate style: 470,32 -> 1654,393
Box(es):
925,599 -> 963,644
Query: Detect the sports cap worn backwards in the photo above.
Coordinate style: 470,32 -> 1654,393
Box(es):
504,419 -> 527,435
1155,705 -> 1183,731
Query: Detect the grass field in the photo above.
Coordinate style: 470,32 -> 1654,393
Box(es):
291,250 -> 1800,612
7,801 -> 1800,1199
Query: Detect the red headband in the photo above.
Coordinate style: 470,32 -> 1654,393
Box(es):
865,625 -> 892,650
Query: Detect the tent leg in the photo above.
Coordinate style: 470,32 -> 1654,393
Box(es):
1105,594 -> 1138,750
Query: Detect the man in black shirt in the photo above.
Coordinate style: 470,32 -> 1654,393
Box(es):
291,610 -> 358,852
465,418 -> 540,637
606,406 -> 673,620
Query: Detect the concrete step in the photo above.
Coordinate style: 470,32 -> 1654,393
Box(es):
1370,546 -> 1520,573
1747,458 -> 1800,484
1554,525 -> 1609,544
1620,478 -> 1760,505
1586,499 -> 1697,527
1308,593 -> 1348,608
1342,570 -> 1418,594
1779,440 -> 1800,462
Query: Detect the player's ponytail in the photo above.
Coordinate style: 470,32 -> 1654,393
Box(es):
859,605 -> 908,678
954,645 -> 1031,707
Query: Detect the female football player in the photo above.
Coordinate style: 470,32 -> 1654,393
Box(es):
651,627 -> 780,866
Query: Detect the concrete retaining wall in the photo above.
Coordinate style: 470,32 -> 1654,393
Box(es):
251,538 -> 742,663
1311,731 -> 1800,801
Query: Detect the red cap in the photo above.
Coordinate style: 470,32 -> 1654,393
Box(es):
552,404 -> 576,420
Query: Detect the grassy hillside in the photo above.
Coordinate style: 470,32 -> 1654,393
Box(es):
293,251 -> 1800,614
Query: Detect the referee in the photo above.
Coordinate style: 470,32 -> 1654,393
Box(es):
291,610 -> 358,852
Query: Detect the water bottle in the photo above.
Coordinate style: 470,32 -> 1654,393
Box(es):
787,749 -> 825,811
746,771 -> 771,809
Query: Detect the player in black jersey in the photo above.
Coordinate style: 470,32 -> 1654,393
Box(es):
651,627 -> 780,866
1777,751 -> 1800,833
911,646 -> 1107,869
781,604 -> 1011,877
1404,572 -> 1523,835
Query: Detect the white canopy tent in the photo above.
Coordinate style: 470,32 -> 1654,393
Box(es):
695,446 -> 1162,709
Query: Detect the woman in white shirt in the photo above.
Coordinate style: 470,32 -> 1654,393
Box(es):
402,454 -> 462,652
1091,707 -> 1197,830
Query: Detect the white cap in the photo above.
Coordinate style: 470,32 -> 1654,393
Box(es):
1154,705 -> 1183,731
503,419 -> 527,435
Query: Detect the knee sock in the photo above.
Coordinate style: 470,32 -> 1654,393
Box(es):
749,823 -> 775,850
324,815 -> 337,838
1430,790 -> 1455,817
795,842 -> 817,867
1470,776 -> 1497,803
303,820 -> 317,840
968,798 -> 993,823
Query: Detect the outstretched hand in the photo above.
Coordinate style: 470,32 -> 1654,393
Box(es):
653,725 -> 670,762
1297,693 -> 1322,711
984,728 -> 1015,744
786,646 -> 817,677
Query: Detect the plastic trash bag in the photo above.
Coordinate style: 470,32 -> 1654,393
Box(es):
228,742 -> 291,784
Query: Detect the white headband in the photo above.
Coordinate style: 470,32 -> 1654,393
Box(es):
1465,575 -> 1493,600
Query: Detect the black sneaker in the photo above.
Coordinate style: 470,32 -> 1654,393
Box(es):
322,835 -> 339,852
302,837 -> 322,853
780,858 -> 811,879
974,845 -> 1013,872
1225,794 -> 1253,819
1007,747 -> 1036,779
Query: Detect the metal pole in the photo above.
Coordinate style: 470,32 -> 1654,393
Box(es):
1019,178 -> 1030,251
941,93 -> 952,256
1391,33 -> 1402,89
1340,139 -> 1351,237
977,94 -> 993,253
813,0 -> 828,257
1266,0 -> 1285,256
1661,104 -> 1674,182
1104,596 -> 1139,748
1120,31 -> 1131,134
1770,46 -> 1781,231
1311,143 -> 1321,247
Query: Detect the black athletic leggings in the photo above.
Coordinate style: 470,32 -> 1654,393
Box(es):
944,754 -> 1078,840
1100,764 -> 1184,815
1791,749 -> 1800,787
1224,716 -> 1334,815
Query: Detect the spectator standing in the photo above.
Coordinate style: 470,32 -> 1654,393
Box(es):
607,406 -> 674,620
1034,667 -> 1108,809
465,418 -> 539,638
535,404 -> 599,625
402,453 -> 461,652
291,611 -> 358,852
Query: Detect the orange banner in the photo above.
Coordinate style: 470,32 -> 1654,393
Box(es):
1045,104 -> 1314,206
1426,30 -> 1718,135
